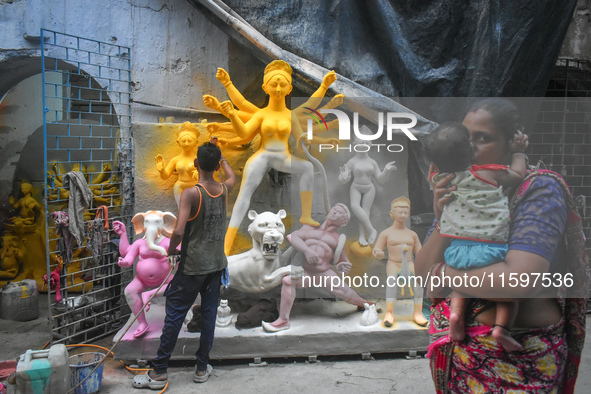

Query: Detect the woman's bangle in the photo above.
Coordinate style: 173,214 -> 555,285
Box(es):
223,81 -> 233,88
511,151 -> 526,155
220,158 -> 227,163
430,261 -> 445,277
440,264 -> 447,280
492,323 -> 512,332
434,220 -> 441,232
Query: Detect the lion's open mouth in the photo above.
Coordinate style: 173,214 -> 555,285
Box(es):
263,243 -> 279,255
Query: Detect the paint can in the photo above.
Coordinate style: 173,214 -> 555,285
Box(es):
0,279 -> 39,321
14,344 -> 69,394
68,353 -> 104,394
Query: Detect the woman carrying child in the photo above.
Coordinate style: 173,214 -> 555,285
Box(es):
423,121 -> 528,351
415,98 -> 589,393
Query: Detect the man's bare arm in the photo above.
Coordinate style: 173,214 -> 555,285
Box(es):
220,155 -> 236,192
168,187 -> 200,255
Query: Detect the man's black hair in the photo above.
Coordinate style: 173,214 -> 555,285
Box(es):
424,122 -> 473,173
197,142 -> 221,172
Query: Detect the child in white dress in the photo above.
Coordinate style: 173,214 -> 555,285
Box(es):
425,122 -> 528,351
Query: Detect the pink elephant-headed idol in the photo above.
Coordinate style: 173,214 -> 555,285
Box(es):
113,210 -> 177,338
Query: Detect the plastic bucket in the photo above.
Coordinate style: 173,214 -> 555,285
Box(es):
69,352 -> 104,394
0,360 -> 17,381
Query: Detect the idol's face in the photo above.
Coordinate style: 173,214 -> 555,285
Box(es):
263,75 -> 292,98
328,205 -> 349,226
390,206 -> 410,222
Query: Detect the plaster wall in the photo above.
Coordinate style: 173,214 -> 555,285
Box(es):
0,0 -> 230,121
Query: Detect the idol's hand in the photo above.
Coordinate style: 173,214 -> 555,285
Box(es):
216,68 -> 232,87
322,70 -> 337,88
219,101 -> 235,118
384,161 -> 397,171
336,261 -> 352,274
203,94 -> 221,111
155,154 -> 165,172
372,248 -> 385,260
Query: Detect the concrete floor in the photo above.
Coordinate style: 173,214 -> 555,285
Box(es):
1,296 -> 590,393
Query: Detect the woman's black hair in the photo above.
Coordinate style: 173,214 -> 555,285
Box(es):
197,142 -> 221,172
466,98 -> 522,141
424,122 -> 473,173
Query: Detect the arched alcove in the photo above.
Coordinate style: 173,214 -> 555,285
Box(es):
0,42 -> 132,343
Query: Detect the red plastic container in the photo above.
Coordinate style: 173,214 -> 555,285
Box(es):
0,360 -> 17,381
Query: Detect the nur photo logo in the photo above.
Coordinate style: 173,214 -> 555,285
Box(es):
304,108 -> 416,152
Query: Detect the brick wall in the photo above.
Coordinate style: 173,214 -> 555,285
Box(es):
529,59 -> 591,251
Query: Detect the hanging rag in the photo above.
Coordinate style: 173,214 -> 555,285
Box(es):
51,211 -> 76,265
62,171 -> 93,246
84,206 -> 109,280
43,257 -> 63,303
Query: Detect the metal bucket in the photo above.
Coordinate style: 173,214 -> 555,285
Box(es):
68,353 -> 104,394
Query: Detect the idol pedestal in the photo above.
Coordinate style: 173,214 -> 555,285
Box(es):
113,297 -> 429,362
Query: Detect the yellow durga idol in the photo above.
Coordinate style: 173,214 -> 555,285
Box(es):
205,60 -> 341,255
